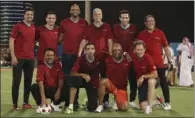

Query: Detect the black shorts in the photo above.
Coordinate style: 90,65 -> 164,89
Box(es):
138,79 -> 160,104
66,76 -> 98,111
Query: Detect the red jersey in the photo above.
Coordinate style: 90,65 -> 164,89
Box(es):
137,28 -> 169,68
71,56 -> 101,88
36,62 -> 65,87
59,18 -> 88,55
113,24 -> 136,55
132,53 -> 157,79
105,56 -> 130,90
36,25 -> 59,61
10,21 -> 35,59
83,23 -> 113,60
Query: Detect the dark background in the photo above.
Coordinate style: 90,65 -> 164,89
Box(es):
32,1 -> 194,43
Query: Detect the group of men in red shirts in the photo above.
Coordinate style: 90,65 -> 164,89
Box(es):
9,3 -> 173,114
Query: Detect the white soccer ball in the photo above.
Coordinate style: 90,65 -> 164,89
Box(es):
40,104 -> 52,115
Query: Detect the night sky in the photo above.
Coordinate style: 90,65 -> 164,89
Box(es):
32,1 -> 194,43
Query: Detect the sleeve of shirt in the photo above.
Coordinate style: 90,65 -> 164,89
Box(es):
36,65 -> 45,83
82,26 -> 89,41
161,31 -> 169,47
177,44 -> 183,51
57,62 -> 65,80
10,24 -> 19,39
106,24 -> 113,40
35,26 -> 40,41
147,55 -> 157,72
71,58 -> 81,72
59,21 -> 65,34
112,24 -> 117,43
136,32 -> 141,40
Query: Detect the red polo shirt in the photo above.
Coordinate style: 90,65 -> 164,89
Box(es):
105,56 -> 130,90
36,25 -> 59,62
132,53 -> 157,79
71,56 -> 101,88
83,23 -> 113,61
36,62 -> 65,87
113,24 -> 136,56
137,28 -> 169,68
59,18 -> 88,55
10,21 -> 35,59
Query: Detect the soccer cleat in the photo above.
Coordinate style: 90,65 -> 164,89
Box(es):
36,106 -> 41,113
95,105 -> 104,113
12,105 -> 20,111
23,104 -> 33,109
50,102 -> 62,112
164,103 -> 171,110
129,101 -> 139,108
112,102 -> 118,110
144,105 -> 152,114
65,107 -> 73,114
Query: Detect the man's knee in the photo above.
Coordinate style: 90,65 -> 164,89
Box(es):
100,78 -> 108,86
118,102 -> 128,111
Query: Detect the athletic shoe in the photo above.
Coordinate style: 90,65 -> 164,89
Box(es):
164,103 -> 171,110
23,104 -> 33,109
144,105 -> 152,114
112,102 -> 118,110
50,102 -> 62,112
104,101 -> 111,109
12,105 -> 20,111
65,107 -> 73,114
95,105 -> 104,113
36,106 -> 41,113
129,101 -> 139,108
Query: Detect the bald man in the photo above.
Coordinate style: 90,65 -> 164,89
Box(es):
95,43 -> 129,113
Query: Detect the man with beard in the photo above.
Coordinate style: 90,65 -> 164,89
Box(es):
65,43 -> 100,114
30,48 -> 65,113
95,43 -> 129,112
59,4 -> 88,109
36,11 -> 59,65
9,8 -> 35,110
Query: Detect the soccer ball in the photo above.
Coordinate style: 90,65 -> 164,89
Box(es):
37,104 -> 52,115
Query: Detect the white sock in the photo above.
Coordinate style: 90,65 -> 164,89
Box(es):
69,104 -> 73,109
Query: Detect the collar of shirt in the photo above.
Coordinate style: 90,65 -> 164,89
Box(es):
120,23 -> 130,30
93,22 -> 103,28
44,61 -> 53,69
44,24 -> 54,31
23,20 -> 32,27
70,17 -> 79,23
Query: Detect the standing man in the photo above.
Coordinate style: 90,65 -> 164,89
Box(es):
113,9 -> 138,108
9,8 -> 35,110
137,15 -> 172,110
95,43 -> 129,112
78,8 -> 113,106
65,43 -> 100,114
59,4 -> 88,108
36,11 -> 59,65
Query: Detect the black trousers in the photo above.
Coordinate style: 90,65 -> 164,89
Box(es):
61,53 -> 79,106
157,68 -> 170,103
12,59 -> 34,106
30,83 -> 65,105
128,64 -> 137,102
66,76 -> 98,111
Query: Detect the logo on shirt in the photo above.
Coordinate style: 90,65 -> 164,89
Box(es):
128,32 -> 134,34
141,66 -> 146,69
154,37 -> 160,40
102,29 -> 108,32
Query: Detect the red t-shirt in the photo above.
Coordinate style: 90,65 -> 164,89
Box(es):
132,53 -> 157,79
83,23 -> 113,60
36,25 -> 59,62
59,18 -> 88,55
137,28 -> 169,68
71,56 -> 101,88
105,56 -> 130,90
113,24 -> 136,56
36,62 -> 65,87
10,21 -> 35,59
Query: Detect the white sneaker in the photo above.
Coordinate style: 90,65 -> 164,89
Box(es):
164,103 -> 171,110
104,101 -> 111,109
95,105 -> 104,113
50,102 -> 62,112
36,106 -> 41,113
129,101 -> 139,108
112,102 -> 118,110
144,105 -> 152,114
65,107 -> 73,114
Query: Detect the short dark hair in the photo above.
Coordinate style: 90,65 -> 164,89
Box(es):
119,9 -> 130,17
44,48 -> 55,55
24,7 -> 34,14
144,14 -> 155,22
133,40 -> 146,49
45,11 -> 56,18
84,42 -> 95,49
